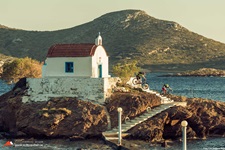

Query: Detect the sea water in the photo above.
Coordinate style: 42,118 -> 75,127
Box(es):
0,74 -> 225,149
0,80 -> 13,96
147,73 -> 225,102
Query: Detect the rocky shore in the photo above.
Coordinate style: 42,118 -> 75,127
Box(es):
0,78 -> 225,149
159,68 -> 225,77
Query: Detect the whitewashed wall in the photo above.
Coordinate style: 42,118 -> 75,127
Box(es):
104,77 -> 120,100
44,57 -> 92,77
22,77 -> 119,104
92,46 -> 109,78
43,46 -> 109,78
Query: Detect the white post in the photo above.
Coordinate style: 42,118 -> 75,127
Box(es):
117,107 -> 123,146
181,120 -> 188,150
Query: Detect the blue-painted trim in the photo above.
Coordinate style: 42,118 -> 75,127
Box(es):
98,64 -> 102,78
65,62 -> 74,73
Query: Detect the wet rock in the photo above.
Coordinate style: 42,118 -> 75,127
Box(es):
210,123 -> 225,136
69,135 -> 85,141
0,133 -> 4,139
16,131 -> 27,137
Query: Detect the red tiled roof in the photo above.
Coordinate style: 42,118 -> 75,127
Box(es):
47,43 -> 104,57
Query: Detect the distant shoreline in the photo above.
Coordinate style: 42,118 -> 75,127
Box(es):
157,68 -> 225,77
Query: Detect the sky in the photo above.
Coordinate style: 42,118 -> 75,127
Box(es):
0,0 -> 225,43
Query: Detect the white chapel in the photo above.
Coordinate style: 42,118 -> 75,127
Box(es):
42,33 -> 109,78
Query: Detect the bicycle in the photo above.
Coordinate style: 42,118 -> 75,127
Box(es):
132,78 -> 149,90
160,88 -> 173,96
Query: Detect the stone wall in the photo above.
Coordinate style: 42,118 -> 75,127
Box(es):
22,77 -> 120,104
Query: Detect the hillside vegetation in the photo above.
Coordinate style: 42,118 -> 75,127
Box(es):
1,10 -> 225,72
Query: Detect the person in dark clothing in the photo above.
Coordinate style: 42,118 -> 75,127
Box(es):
136,72 -> 146,83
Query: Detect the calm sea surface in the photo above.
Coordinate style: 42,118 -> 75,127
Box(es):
147,73 -> 225,102
0,74 -> 225,149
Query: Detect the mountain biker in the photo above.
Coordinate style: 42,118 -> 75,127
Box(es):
161,84 -> 172,95
136,71 -> 146,83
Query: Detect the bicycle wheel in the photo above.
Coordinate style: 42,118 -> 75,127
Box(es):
132,78 -> 138,85
142,84 -> 149,90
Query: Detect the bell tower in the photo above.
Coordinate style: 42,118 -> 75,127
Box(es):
95,32 -> 102,46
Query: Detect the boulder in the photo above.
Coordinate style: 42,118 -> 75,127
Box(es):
106,92 -> 161,128
125,98 -> 225,142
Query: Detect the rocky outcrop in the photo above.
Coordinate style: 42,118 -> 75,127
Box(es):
177,68 -> 225,77
187,98 -> 225,136
160,68 -> 225,77
105,92 -> 161,128
16,98 -> 109,139
0,78 -> 161,139
0,79 -> 108,139
0,96 -> 109,139
0,78 -> 225,142
127,97 -> 225,142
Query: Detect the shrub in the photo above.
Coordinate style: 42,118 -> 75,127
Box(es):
112,60 -> 140,84
1,57 -> 42,83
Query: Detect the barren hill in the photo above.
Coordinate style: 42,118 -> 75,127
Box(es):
1,10 -> 225,72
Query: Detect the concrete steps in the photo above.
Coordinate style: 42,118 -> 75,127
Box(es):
103,83 -> 187,142
103,101 -> 187,141
102,132 -> 130,140
147,90 -> 174,104
103,103 -> 176,141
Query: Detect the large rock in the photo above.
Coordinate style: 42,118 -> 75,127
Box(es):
0,78 -> 225,142
187,98 -> 225,137
16,98 -> 108,138
0,79 -> 108,139
0,94 -> 108,139
0,78 -> 161,139
128,111 -> 168,142
126,97 -> 225,142
105,92 -> 161,128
